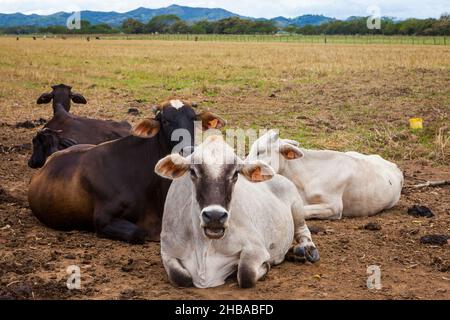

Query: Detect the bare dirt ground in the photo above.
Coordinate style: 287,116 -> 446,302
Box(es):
0,39 -> 449,299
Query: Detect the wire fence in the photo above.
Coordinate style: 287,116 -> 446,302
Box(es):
106,34 -> 450,45
6,33 -> 449,45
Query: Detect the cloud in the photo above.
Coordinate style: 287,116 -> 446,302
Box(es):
0,0 -> 448,19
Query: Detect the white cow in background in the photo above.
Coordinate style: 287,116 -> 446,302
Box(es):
155,135 -> 319,289
247,130 -> 403,220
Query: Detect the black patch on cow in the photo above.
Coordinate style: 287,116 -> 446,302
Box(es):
157,105 -> 197,149
191,163 -> 238,211
168,267 -> 194,287
238,264 -> 257,288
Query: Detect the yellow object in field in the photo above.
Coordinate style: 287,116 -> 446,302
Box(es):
409,118 -> 423,129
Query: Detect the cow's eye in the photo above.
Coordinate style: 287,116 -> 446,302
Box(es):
189,169 -> 197,178
232,171 -> 239,180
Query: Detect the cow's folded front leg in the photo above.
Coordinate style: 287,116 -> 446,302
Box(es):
303,202 -> 343,220
162,256 -> 193,287
288,200 -> 320,263
237,249 -> 270,288
94,203 -> 146,244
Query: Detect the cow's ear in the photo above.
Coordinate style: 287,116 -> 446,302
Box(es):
70,93 -> 87,104
133,119 -> 160,138
37,92 -> 53,104
279,143 -> 304,160
155,154 -> 190,180
196,112 -> 226,130
282,138 -> 300,147
240,160 -> 274,183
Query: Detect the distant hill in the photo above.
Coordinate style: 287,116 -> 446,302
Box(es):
0,4 -> 333,28
271,14 -> 334,27
0,12 -> 71,27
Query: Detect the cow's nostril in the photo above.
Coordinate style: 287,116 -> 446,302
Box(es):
202,211 -> 211,222
219,212 -> 228,222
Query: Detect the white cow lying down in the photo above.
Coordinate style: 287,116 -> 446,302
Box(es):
247,130 -> 404,220
155,135 -> 319,288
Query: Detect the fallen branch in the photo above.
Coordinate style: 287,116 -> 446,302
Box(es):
411,180 -> 449,188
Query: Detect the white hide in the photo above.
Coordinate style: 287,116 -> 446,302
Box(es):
247,130 -> 404,219
158,136 -> 315,288
169,99 -> 184,110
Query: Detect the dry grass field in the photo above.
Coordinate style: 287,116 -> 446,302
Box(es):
0,37 -> 449,299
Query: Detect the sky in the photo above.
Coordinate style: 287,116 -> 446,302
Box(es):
0,0 -> 448,19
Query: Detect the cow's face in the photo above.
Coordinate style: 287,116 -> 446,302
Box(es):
37,84 -> 87,112
247,130 -> 304,172
28,129 -> 77,169
155,135 -> 275,240
153,100 -> 225,150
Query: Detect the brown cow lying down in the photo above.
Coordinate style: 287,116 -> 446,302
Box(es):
28,100 -> 226,244
28,84 -> 131,168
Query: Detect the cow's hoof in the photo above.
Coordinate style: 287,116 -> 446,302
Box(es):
287,245 -> 320,263
129,229 -> 146,244
303,246 -> 320,263
285,246 -> 306,263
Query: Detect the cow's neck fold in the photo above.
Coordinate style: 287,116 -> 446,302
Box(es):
188,197 -> 212,281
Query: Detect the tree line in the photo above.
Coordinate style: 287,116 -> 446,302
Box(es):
1,14 -> 449,36
286,15 -> 450,36
122,15 -> 278,34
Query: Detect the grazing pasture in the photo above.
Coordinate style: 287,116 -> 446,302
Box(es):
0,38 -> 449,299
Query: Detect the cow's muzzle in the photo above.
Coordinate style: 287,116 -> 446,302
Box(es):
28,158 -> 43,169
201,206 -> 229,239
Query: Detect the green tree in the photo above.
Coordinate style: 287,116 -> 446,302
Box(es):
169,21 -> 191,34
432,13 -> 450,35
191,20 -> 214,34
283,25 -> 298,34
89,23 -> 115,34
213,17 -> 249,34
146,14 -> 181,33
249,20 -> 277,34
122,18 -> 145,34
